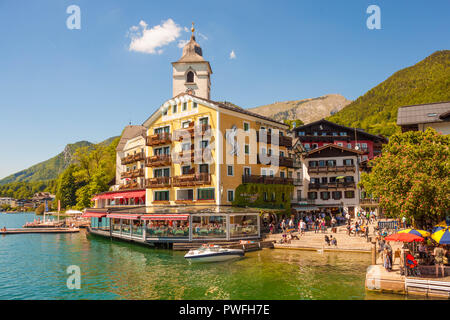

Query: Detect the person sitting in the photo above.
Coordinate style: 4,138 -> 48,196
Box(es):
325,235 -> 331,246
331,236 -> 337,246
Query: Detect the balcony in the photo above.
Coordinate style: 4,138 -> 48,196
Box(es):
257,155 -> 295,168
308,182 -> 356,190
146,154 -> 172,167
307,165 -> 355,174
242,175 -> 293,185
294,198 -> 316,205
172,123 -> 211,141
146,133 -> 172,146
360,198 -> 379,205
121,152 -> 145,165
172,173 -> 211,187
118,182 -> 144,191
257,132 -> 292,148
293,179 -> 303,186
131,168 -> 145,178
146,177 -> 171,188
173,148 -> 212,164
120,171 -> 132,179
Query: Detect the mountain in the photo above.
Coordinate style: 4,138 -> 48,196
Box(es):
0,137 -> 118,185
248,94 -> 352,124
327,50 -> 450,136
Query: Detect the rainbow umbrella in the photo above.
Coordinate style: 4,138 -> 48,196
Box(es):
431,227 -> 450,245
398,228 -> 430,238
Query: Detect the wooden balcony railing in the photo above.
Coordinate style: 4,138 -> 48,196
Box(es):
257,155 -> 294,168
173,124 -> 211,141
145,177 -> 171,188
121,152 -> 145,165
118,182 -> 144,190
360,198 -> 379,205
146,133 -> 172,146
307,165 -> 355,174
256,132 -> 292,148
242,175 -> 293,185
131,168 -> 145,178
146,154 -> 172,167
121,171 -> 133,179
172,173 -> 211,187
308,182 -> 356,190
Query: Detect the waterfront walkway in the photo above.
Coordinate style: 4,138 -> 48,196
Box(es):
265,225 -> 375,253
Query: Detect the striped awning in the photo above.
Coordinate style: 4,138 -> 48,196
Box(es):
292,206 -> 318,211
107,214 -> 141,220
82,212 -> 107,218
140,214 -> 190,221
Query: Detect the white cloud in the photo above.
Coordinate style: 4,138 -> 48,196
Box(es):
128,18 -> 182,54
198,32 -> 208,40
230,50 -> 236,59
177,39 -> 189,48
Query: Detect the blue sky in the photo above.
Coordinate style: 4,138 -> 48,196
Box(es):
0,0 -> 449,179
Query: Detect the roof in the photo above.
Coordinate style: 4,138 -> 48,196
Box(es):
306,143 -> 364,156
397,101 -> 450,126
116,125 -> 146,152
293,119 -> 387,142
142,93 -> 289,129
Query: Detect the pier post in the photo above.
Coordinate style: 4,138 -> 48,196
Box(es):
371,241 -> 377,265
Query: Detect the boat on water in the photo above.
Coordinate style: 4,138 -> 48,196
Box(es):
184,244 -> 245,263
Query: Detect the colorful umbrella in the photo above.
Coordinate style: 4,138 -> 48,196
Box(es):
431,227 -> 450,245
385,233 -> 424,243
398,228 -> 430,238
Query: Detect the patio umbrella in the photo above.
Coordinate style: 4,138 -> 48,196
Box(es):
431,227 -> 450,245
385,233 -> 424,243
398,228 -> 430,238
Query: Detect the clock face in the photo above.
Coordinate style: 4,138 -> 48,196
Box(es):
186,88 -> 195,95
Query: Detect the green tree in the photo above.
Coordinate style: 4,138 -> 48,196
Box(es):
359,128 -> 450,228
56,165 -> 78,209
284,119 -> 304,130
35,203 -> 45,215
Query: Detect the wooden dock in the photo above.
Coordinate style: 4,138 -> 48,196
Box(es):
0,228 -> 80,235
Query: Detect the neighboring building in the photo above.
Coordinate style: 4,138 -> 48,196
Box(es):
0,197 -> 16,207
397,101 -> 450,135
297,144 -> 363,217
31,192 -> 55,206
292,119 -> 387,161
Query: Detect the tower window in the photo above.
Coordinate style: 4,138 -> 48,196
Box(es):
186,71 -> 194,83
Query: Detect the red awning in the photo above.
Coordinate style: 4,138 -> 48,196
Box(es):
107,214 -> 141,220
82,212 -> 107,218
140,214 -> 190,221
92,190 -> 146,201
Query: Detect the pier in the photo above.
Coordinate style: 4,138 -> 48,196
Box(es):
0,228 -> 80,235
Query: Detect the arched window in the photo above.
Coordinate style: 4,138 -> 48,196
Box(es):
186,71 -> 194,83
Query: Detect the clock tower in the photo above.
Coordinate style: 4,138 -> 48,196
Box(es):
172,23 -> 212,99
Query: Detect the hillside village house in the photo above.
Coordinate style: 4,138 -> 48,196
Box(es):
86,25 -> 295,245
397,101 -> 450,135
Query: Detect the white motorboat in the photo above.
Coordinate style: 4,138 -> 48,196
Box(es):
184,244 -> 245,263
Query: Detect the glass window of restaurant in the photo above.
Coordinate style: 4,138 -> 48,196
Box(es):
132,219 -> 144,237
146,219 -> 189,238
112,218 -> 121,234
229,215 -> 259,239
192,215 -> 227,239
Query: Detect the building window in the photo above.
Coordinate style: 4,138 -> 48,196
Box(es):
227,165 -> 234,176
186,71 -> 194,83
344,191 -> 355,199
343,159 -> 354,166
177,189 -> 193,201
347,143 -> 352,149
172,105 -> 177,114
308,192 -> 317,200
297,131 -> 305,136
199,164 -> 209,173
332,191 -> 342,200
244,167 -> 251,176
280,151 -> 285,157
199,117 -> 209,126
280,171 -> 285,178
182,121 -> 191,128
337,142 -> 343,147
340,132 -> 347,136
320,192 -> 330,200
182,102 -> 187,111
198,188 -> 215,200
243,122 -> 250,132
154,168 -> 170,177
245,144 -> 250,155
227,190 -> 234,202
193,102 -> 198,108
154,191 -> 169,201
182,166 -> 191,175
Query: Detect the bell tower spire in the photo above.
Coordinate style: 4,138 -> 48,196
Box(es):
171,22 -> 212,99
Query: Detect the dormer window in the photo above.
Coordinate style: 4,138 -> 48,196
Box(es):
186,71 -> 195,83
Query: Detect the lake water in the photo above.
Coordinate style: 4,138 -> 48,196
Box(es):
0,213 -> 407,300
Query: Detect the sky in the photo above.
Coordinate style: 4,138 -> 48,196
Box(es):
0,0 -> 449,179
